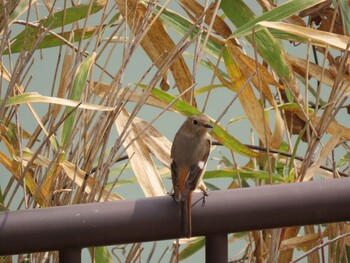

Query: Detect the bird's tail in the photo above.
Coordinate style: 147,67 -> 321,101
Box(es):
180,193 -> 192,238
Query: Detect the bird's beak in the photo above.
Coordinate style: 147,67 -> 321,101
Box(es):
204,123 -> 213,129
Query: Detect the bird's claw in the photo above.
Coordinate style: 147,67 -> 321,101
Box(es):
167,191 -> 176,200
201,188 -> 210,207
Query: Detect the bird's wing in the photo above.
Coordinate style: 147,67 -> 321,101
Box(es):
182,138 -> 211,200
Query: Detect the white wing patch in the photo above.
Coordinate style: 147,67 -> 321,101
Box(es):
198,161 -> 205,169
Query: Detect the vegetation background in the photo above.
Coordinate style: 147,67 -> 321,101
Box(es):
1,0 -> 350,262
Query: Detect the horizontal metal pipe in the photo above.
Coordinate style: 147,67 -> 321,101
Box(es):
1,178 -> 350,255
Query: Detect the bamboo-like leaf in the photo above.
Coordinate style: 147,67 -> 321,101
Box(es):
288,54 -> 341,87
154,5 -> 224,57
221,0 -> 300,100
204,169 -> 283,182
223,42 -> 285,148
0,151 -> 17,175
94,246 -> 114,263
340,0 -> 350,36
303,131 -> 341,181
20,148 -> 51,167
291,110 -> 350,140
178,0 -> 232,38
179,237 -> 205,260
230,0 -> 327,38
259,21 -> 350,51
93,83 -> 171,109
222,45 -> 275,146
0,188 -> 6,211
4,91 -> 114,111
337,152 -> 350,168
115,0 -> 195,105
115,108 -> 166,197
6,27 -> 98,54
194,84 -> 225,95
0,150 -> 48,206
60,52 -> 96,149
60,160 -> 123,201
6,1 -> 106,53
133,117 -> 172,167
280,233 -> 321,250
8,0 -> 36,25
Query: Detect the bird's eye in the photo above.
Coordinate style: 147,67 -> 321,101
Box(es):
192,119 -> 199,125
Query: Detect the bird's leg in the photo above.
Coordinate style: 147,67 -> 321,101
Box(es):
198,184 -> 210,207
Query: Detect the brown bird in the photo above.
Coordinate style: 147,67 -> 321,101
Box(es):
171,114 -> 212,238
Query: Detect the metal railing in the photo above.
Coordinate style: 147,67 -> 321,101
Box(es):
1,178 -> 350,262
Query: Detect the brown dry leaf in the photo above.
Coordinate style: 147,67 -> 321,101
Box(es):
115,108 -> 166,197
0,150 -> 48,206
223,45 -> 282,148
271,109 -> 285,148
0,0 -> 37,30
299,0 -> 332,18
303,131 -> 341,181
284,110 -> 310,142
343,224 -> 350,246
53,50 -> 75,117
115,0 -> 195,106
283,95 -> 350,141
226,44 -> 285,147
278,226 -> 301,262
280,233 -> 321,251
133,117 -> 171,167
60,160 -> 123,201
43,0 -> 53,12
304,225 -> 321,263
258,21 -> 350,51
317,7 -> 344,35
288,54 -> 340,87
227,42 -> 284,106
305,114 -> 350,140
0,62 -> 11,81
1,62 -> 58,147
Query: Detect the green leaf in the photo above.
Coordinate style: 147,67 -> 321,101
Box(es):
204,169 -> 283,182
154,6 -> 223,57
230,0 -> 327,38
203,181 -> 220,190
0,188 -> 7,212
11,27 -> 96,53
145,87 -> 259,157
194,84 -> 225,95
60,52 -> 96,149
337,152 -> 350,168
221,0 -> 293,81
94,246 -> 113,263
338,0 -> 350,36
6,1 -> 105,53
180,237 -> 205,260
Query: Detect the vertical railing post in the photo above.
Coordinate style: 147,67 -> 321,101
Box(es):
205,234 -> 228,263
59,248 -> 81,263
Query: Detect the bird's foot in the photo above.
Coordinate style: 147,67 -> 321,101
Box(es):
201,188 -> 211,207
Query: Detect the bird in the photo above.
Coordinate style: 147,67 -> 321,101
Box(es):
170,114 -> 212,238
